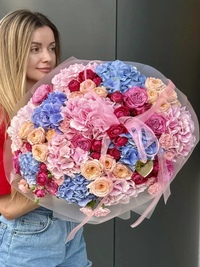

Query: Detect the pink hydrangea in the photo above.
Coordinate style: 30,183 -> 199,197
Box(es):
103,179 -> 139,206
61,92 -> 119,134
164,105 -> 195,159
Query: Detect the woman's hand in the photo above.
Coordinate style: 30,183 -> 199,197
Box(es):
0,188 -> 39,220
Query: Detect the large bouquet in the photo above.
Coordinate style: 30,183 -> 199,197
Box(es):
6,57 -> 199,230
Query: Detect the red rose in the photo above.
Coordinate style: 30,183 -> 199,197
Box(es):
91,152 -> 101,160
68,79 -> 80,92
45,180 -> 58,195
39,163 -> 48,172
91,139 -> 102,152
107,147 -> 121,160
109,92 -> 123,103
107,124 -> 128,139
71,134 -> 91,151
78,69 -> 95,82
113,136 -> 128,147
114,106 -> 130,118
133,103 -> 151,116
37,172 -> 49,186
34,189 -> 46,198
131,172 -> 146,185
93,76 -> 102,86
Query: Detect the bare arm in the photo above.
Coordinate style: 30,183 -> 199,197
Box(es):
0,189 -> 39,220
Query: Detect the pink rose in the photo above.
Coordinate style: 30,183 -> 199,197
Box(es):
113,136 -> 128,147
145,114 -> 167,136
107,124 -> 128,139
71,133 -> 91,151
32,84 -> 53,105
123,87 -> 148,109
109,92 -> 123,103
114,106 -> 130,118
68,79 -> 80,92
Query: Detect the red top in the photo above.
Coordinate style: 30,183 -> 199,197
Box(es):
0,123 -> 11,195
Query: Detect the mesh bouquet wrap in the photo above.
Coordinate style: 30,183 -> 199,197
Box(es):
5,57 -> 199,235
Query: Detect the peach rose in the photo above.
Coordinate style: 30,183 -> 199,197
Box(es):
87,177 -> 113,197
156,100 -> 170,113
112,163 -> 132,180
46,129 -> 56,141
99,155 -> 116,173
93,86 -> 108,98
81,159 -> 103,180
147,88 -> 159,104
80,79 -> 96,93
27,127 -> 46,145
32,143 -> 48,162
19,121 -> 35,140
145,77 -> 166,92
68,91 -> 84,99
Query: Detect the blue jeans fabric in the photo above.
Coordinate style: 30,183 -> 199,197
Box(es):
0,207 -> 92,267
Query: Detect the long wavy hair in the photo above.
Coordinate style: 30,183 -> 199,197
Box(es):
0,9 -> 61,124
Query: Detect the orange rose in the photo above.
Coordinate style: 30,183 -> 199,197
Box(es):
80,159 -> 103,180
19,121 -> 35,140
87,177 -> 113,197
112,163 -> 132,179
27,127 -> 46,145
32,143 -> 48,162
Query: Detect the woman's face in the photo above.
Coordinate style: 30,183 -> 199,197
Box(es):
26,26 -> 56,89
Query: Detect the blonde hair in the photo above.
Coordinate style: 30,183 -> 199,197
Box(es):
0,9 -> 61,125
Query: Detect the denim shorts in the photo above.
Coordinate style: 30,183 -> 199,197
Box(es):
0,207 -> 92,267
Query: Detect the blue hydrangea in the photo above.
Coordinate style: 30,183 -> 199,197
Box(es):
120,143 -> 140,170
95,60 -> 146,93
57,174 -> 97,207
19,152 -> 40,184
31,91 -> 67,131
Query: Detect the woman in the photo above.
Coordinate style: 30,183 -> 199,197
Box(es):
0,9 -> 92,267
